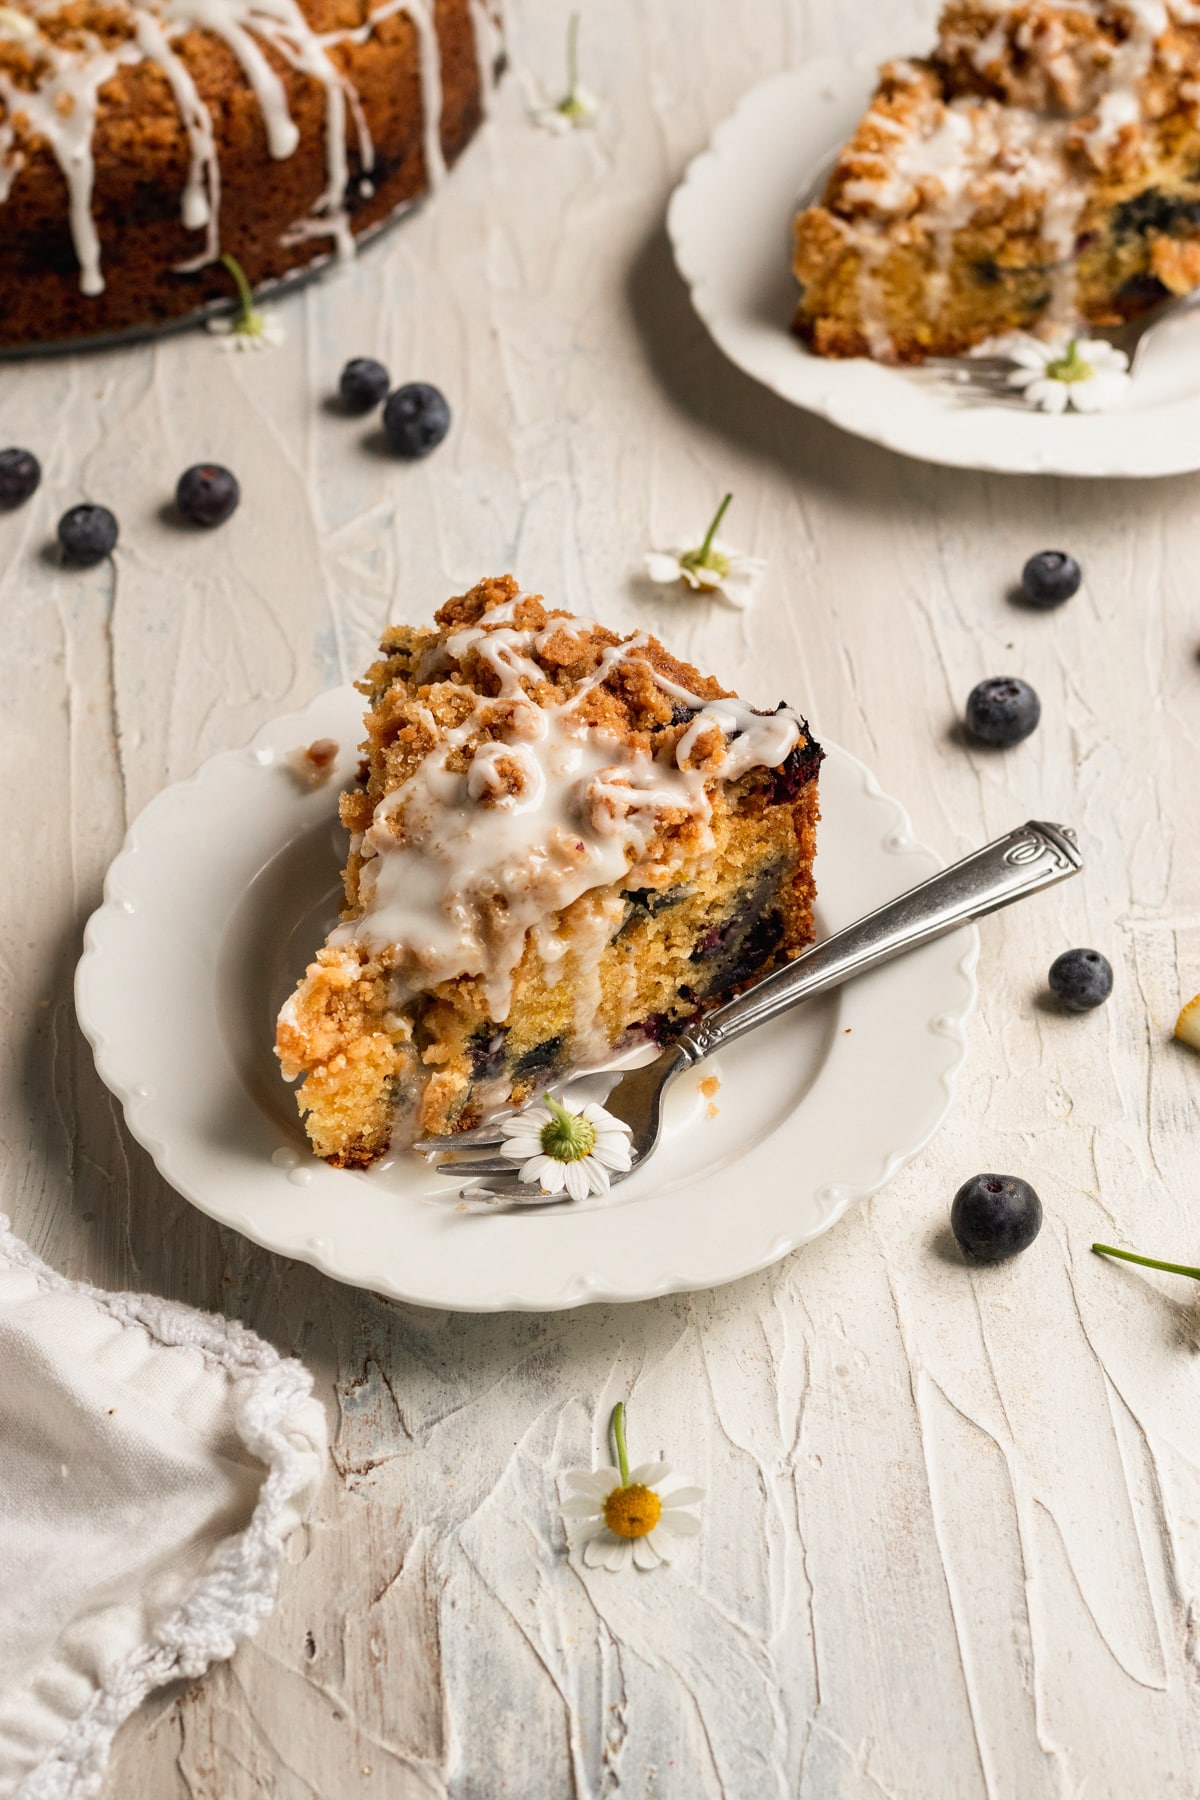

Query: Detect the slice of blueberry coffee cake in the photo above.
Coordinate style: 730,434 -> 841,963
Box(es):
276,575 -> 823,1167
793,0 -> 1200,361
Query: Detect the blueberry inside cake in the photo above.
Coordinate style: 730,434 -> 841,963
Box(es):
793,0 -> 1200,361
276,575 -> 823,1167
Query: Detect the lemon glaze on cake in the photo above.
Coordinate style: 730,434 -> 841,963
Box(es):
0,0 -> 502,347
276,575 -> 823,1168
793,0 -> 1200,361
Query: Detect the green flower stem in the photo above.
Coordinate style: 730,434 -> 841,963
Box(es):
540,1094 -> 596,1162
697,492 -> 732,563
1092,1243 -> 1200,1281
566,11 -> 580,99
611,1402 -> 631,1487
220,253 -> 256,327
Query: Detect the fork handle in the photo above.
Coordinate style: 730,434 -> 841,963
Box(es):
674,820 -> 1082,1065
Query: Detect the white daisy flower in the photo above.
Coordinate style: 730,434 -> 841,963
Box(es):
644,492 -> 766,610
560,1403 -> 705,1572
206,252 -> 286,352
1006,335 -> 1131,413
530,12 -> 599,133
500,1093 -> 632,1201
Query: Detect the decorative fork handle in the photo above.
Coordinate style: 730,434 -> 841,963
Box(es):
675,820 -> 1082,1065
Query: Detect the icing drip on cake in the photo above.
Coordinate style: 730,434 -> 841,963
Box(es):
330,616 -> 803,1024
0,0 -> 496,294
828,0 -> 1199,351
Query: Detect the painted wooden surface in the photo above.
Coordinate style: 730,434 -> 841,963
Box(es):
4,1 -> 1200,1794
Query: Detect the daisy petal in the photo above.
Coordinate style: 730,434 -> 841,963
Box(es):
658,1509 -> 702,1538
584,1160 -> 610,1195
528,1156 -> 566,1193
561,1496 -> 605,1518
592,1140 -> 632,1171
690,565 -> 722,591
583,1532 -> 616,1568
603,1538 -> 633,1572
661,1485 -> 706,1508
628,1462 -> 671,1487
1009,341 -> 1053,372
562,1469 -> 616,1497
582,1104 -> 629,1132
566,1518 -> 609,1545
632,1534 -> 663,1571
645,551 -> 685,584
645,1527 -> 674,1562
564,1161 -> 590,1201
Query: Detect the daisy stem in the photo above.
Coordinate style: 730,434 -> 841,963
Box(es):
1092,1243 -> 1200,1281
697,492 -> 733,562
611,1402 -> 631,1487
220,252 -> 256,327
566,11 -> 580,99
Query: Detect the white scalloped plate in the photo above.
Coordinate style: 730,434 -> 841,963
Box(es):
75,687 -> 977,1311
667,57 -> 1200,478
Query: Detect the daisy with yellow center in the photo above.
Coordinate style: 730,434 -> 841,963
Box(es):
644,492 -> 766,610
500,1094 -> 632,1201
560,1403 -> 704,1572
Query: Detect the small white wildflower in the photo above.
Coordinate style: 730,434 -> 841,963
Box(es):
1006,335 -> 1130,413
500,1093 -> 632,1201
644,492 -> 766,610
530,12 -> 599,133
560,1403 -> 705,1573
206,253 -> 286,352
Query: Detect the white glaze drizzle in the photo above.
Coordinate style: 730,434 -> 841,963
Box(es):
825,1 -> 1199,345
328,616 -> 804,1025
0,0 -> 497,294
466,0 -> 501,111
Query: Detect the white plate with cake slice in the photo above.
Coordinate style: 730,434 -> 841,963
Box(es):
668,54 -> 1200,479
75,685 -> 977,1312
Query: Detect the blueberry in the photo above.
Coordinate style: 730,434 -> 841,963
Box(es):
382,382 -> 451,458
1021,550 -> 1082,609
176,463 -> 240,527
0,447 -> 40,509
964,676 -> 1041,747
58,503 -> 118,566
951,1174 -> 1043,1264
339,357 -> 390,412
1048,947 -> 1113,1012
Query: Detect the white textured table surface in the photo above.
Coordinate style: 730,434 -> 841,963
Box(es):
5,1 -> 1200,1794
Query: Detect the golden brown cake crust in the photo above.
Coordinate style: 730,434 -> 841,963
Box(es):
277,575 -> 824,1167
0,0 -> 496,348
792,2 -> 1200,361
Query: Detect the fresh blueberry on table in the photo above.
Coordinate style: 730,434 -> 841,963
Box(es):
339,357 -> 390,413
0,447 -> 40,509
176,463 -> 240,527
964,676 -> 1041,746
1021,550 -> 1082,608
951,1174 -> 1043,1264
1048,947 -> 1113,1012
58,503 -> 118,566
382,382 -> 451,458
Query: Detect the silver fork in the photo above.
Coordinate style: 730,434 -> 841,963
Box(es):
422,820 -> 1083,1211
926,288 -> 1200,403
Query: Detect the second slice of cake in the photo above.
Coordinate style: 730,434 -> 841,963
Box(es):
277,575 -> 823,1166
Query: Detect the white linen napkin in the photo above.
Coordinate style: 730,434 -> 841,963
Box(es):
0,1215 -> 327,1800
